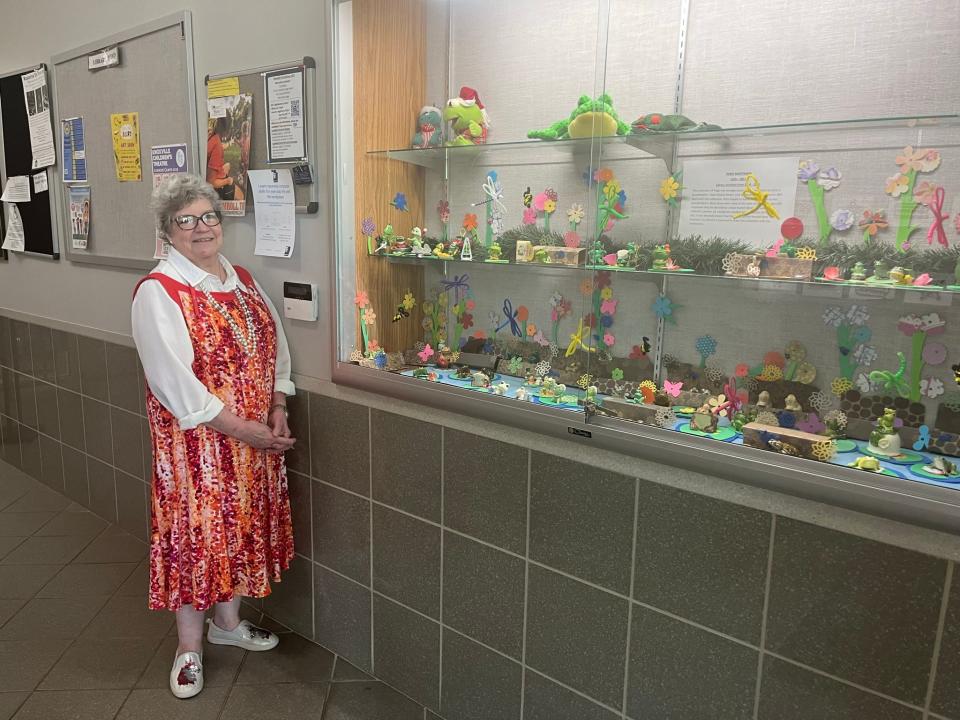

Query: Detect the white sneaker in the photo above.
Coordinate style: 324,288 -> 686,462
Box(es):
169,651 -> 203,699
206,618 -> 279,651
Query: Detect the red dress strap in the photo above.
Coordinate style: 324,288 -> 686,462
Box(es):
233,265 -> 257,291
133,273 -> 191,307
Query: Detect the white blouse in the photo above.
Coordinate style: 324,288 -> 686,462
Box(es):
131,248 -> 295,430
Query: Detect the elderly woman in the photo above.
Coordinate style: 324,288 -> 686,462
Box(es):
132,174 -> 296,699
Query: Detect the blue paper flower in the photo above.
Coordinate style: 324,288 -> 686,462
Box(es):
778,411 -> 796,429
695,335 -> 718,358
390,192 -> 408,211
617,190 -> 627,205
600,314 -> 613,328
374,352 -> 388,369
652,294 -> 677,324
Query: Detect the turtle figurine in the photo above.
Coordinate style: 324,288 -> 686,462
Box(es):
631,113 -> 721,134
527,94 -> 630,140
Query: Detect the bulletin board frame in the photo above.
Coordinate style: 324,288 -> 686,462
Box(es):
50,11 -> 202,271
205,58 -> 320,215
0,63 -> 61,259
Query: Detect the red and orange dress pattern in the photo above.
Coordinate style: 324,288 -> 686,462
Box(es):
135,267 -> 293,611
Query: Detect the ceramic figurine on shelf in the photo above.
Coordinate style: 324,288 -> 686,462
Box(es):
515,387 -> 529,401
867,408 -> 902,457
524,372 -> 542,387
783,394 -> 802,412
471,370 -> 491,388
888,266 -> 914,285
652,244 -> 670,270
486,241 -> 504,263
533,247 -> 550,263
454,365 -> 472,379
873,260 -> 890,281
443,86 -> 490,146
432,242 -> 455,260
585,385 -> 598,403
850,261 -> 868,281
411,105 -> 444,148
410,228 -> 433,257
756,390 -> 771,409
540,377 -> 567,399
849,456 -> 883,472
527,94 -> 631,140
924,456 -> 960,478
691,409 -> 719,434
492,381 -> 509,396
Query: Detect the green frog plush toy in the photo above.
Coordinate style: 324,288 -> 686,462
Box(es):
443,86 -> 489,146
527,94 -> 630,140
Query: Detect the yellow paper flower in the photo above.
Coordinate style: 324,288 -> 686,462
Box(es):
577,374 -> 593,390
659,176 -> 679,201
421,301 -> 433,315
811,440 -> 836,462
600,287 -> 613,300
544,200 -> 556,214
603,180 -> 621,200
885,173 -> 909,197
402,293 -> 416,311
438,293 -> 448,307
795,247 -> 817,260
639,380 -> 658,392
758,364 -> 783,382
830,377 -> 853,397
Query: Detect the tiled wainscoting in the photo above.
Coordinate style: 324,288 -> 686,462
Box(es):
2,314 -> 960,720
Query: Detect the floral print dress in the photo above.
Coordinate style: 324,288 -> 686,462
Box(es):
135,266 -> 294,611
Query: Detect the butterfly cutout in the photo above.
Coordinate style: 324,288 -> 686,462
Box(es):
663,380 -> 683,398
913,424 -> 930,451
417,344 -> 434,363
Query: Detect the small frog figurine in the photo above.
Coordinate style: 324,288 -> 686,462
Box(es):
868,407 -> 901,457
850,261 -> 868,281
652,243 -> 670,270
873,259 -> 890,280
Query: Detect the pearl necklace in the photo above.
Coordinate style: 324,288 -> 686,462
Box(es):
201,286 -> 258,356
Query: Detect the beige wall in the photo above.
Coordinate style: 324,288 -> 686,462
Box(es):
0,0 -> 336,382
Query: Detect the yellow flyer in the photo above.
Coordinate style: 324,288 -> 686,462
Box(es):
110,112 -> 142,181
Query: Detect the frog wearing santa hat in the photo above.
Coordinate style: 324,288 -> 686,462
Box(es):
443,86 -> 490,146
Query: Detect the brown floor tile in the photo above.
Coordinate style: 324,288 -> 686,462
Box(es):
2,487 -> 69,514
0,538 -> 25,561
80,595 -> 173,640
1,537 -> 85,565
137,636 -> 245,689
0,596 -> 108,641
34,511 -> 107,542
333,657 -> 374,682
39,638 -> 157,690
37,563 -> 138,598
323,681 -> 423,720
0,639 -> 72,692
0,512 -> 56,537
0,565 -> 62,599
11,689 -> 129,720
222,683 -> 328,719
233,631 -> 334,685
72,532 -> 146,564
0,600 -> 26,628
115,560 -> 148,597
0,692 -> 28,720
115,686 -> 229,720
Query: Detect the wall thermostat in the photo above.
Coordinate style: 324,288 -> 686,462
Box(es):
283,281 -> 318,321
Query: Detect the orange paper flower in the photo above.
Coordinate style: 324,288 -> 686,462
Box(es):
463,213 -> 478,230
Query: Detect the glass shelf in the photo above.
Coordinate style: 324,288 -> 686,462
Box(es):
376,252 -> 960,300
369,114 -> 960,172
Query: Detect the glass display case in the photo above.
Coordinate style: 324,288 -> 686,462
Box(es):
331,0 -> 960,529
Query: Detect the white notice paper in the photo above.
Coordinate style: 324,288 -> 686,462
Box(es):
248,169 -> 296,257
1,203 -> 25,251
677,157 -> 799,247
20,67 -> 56,169
264,68 -> 306,162
32,170 -> 48,194
0,176 -> 30,203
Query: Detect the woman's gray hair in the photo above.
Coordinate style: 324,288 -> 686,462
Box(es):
151,174 -> 221,239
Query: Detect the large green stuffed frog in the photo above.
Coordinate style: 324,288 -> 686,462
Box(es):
443,86 -> 490,146
527,94 -> 630,140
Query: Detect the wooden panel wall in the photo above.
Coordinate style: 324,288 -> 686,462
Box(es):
353,0 -> 426,354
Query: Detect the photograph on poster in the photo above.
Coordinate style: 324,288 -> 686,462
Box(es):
206,93 -> 253,216
68,186 -> 90,249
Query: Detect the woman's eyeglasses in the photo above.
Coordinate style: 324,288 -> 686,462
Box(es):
174,210 -> 222,230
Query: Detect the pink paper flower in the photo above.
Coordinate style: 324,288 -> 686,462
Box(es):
600,299 -> 618,315
563,230 -> 581,248
916,148 -> 941,172
896,146 -> 922,173
533,193 -> 547,211
465,299 -> 476,311
603,333 -> 615,347
354,290 -> 369,307
735,363 -> 749,377
914,181 -> 940,206
522,208 -> 537,225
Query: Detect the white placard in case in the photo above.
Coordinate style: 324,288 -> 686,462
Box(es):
264,67 -> 306,163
